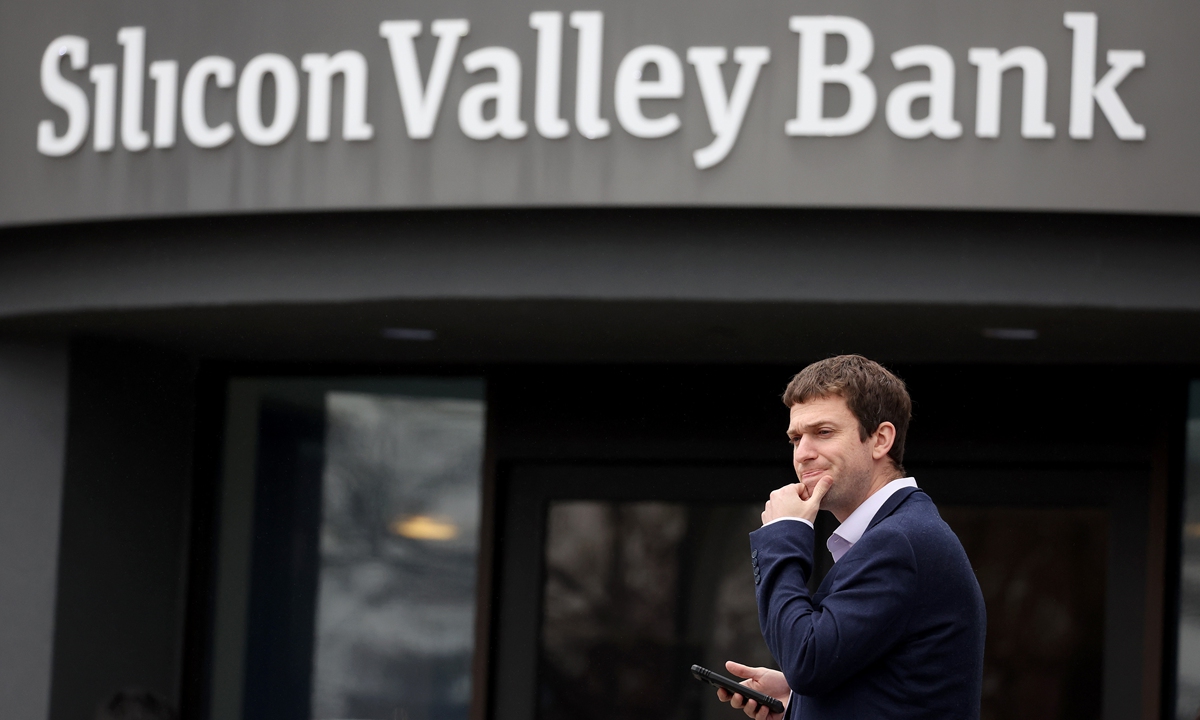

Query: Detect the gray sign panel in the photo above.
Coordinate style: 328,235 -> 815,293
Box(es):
1,0 -> 1195,225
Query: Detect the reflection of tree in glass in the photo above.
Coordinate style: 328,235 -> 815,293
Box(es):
542,503 -> 687,720
310,393 -> 484,720
321,393 -> 482,560
942,507 -> 1106,720
539,502 -> 773,720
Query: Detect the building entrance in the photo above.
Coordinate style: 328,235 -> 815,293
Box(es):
492,463 -> 1135,720
188,364 -> 1171,720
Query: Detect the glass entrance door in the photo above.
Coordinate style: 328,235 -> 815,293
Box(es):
491,464 -> 1135,720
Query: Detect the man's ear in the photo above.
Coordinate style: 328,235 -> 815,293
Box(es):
871,422 -> 896,460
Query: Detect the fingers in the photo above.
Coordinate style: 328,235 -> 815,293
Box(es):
809,474 -> 834,503
798,482 -> 811,501
730,695 -> 772,720
726,660 -> 757,679
770,484 -> 801,501
717,688 -> 731,702
764,483 -> 805,524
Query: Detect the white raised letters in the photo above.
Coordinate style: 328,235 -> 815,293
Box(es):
688,46 -> 770,168
116,27 -> 150,151
615,45 -> 684,139
89,63 -> 117,151
530,12 -> 569,139
149,60 -> 178,148
301,51 -> 374,142
569,11 -> 610,139
37,35 -> 90,157
886,45 -> 961,140
968,47 -> 1054,139
380,19 -> 469,139
459,47 -> 527,140
1064,12 -> 1145,140
182,56 -> 236,148
786,16 -> 876,137
238,54 -> 300,146
32,12 -> 1151,165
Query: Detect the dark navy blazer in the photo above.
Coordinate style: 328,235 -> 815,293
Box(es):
748,487 -> 986,720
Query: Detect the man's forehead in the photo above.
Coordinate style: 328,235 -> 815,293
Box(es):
788,395 -> 853,426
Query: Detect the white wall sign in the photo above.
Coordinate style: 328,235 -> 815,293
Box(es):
1,0 -> 1194,223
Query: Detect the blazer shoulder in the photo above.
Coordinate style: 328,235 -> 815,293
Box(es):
850,516 -> 917,555
838,519 -> 920,578
867,492 -> 969,563
864,486 -> 926,531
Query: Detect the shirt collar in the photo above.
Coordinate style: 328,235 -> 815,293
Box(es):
826,477 -> 918,562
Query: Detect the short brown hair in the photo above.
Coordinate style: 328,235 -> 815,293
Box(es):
783,355 -> 912,473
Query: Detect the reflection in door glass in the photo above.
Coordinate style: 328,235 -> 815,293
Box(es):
538,501 -> 1106,720
310,390 -> 485,720
539,501 -> 775,720
941,507 -> 1106,720
1176,382 -> 1200,719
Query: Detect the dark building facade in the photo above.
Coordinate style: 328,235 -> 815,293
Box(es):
2,2 -> 1200,720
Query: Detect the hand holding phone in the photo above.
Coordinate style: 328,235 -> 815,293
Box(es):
691,663 -> 787,715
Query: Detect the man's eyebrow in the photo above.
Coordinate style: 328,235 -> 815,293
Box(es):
788,418 -> 841,436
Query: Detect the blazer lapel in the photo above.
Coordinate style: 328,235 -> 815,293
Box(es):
813,487 -> 923,604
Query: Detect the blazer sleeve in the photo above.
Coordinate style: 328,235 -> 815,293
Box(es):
748,520 -> 918,696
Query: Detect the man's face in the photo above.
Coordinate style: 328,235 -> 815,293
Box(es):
787,395 -> 875,516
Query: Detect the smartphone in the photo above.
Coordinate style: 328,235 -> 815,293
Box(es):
690,664 -> 786,715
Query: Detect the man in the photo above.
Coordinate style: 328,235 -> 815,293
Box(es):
717,355 -> 985,719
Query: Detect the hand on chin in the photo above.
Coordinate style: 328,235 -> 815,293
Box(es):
801,472 -> 828,498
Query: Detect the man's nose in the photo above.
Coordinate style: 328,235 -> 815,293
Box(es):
793,436 -> 818,463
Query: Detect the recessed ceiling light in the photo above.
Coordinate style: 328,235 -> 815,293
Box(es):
381,327 -> 436,341
982,328 -> 1038,340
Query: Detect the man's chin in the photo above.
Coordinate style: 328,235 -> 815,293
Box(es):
802,473 -> 832,491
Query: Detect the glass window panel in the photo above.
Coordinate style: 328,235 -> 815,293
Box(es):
940,507 -> 1106,720
311,391 -> 486,720
538,501 -> 775,720
1176,381 -> 1200,720
208,378 -> 486,720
